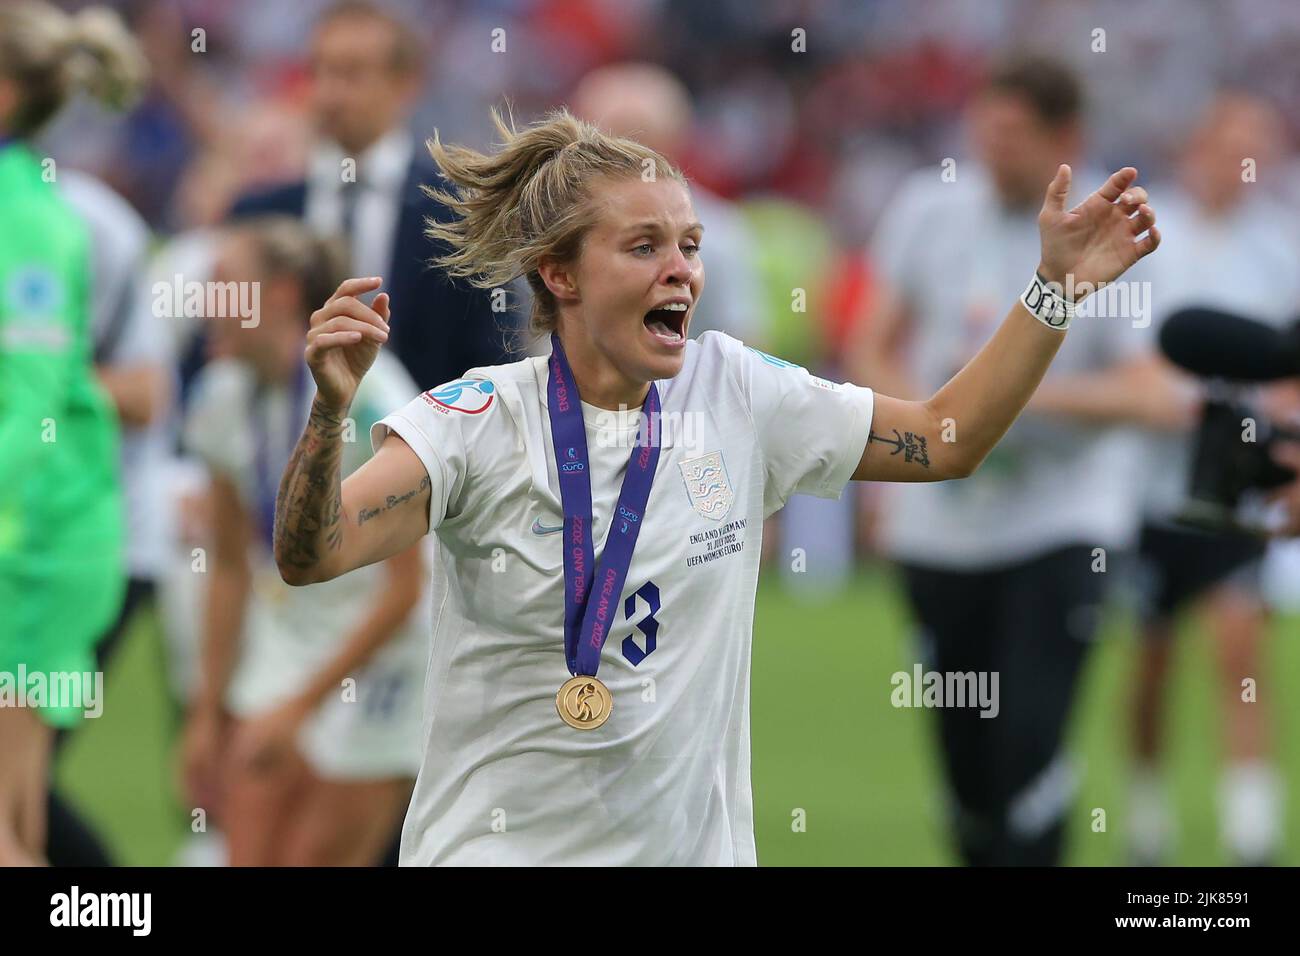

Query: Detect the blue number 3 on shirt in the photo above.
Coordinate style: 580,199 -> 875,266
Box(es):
621,581 -> 660,666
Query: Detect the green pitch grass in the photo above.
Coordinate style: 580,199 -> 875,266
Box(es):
55,565 -> 1300,865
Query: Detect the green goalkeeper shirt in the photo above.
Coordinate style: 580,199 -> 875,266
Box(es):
0,141 -> 122,573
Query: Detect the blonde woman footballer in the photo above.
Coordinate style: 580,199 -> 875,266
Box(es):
273,108 -> 1159,865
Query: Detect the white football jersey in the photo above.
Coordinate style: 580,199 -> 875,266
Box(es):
372,331 -> 874,865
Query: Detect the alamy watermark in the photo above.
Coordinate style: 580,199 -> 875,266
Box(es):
50,886 -> 150,936
891,664 -> 999,718
591,408 -> 707,451
0,666 -> 103,718
1054,275 -> 1153,328
152,275 -> 260,327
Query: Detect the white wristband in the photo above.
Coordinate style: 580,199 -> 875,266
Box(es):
1020,272 -> 1074,331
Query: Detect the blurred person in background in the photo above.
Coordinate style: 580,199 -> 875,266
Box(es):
134,99 -> 319,863
229,0 -> 518,393
0,0 -> 141,865
571,61 -> 763,344
853,57 -> 1181,866
1127,92 -> 1300,866
180,218 -> 428,866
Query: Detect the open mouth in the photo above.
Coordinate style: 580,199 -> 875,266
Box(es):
643,303 -> 688,345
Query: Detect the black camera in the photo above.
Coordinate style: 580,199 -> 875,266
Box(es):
1180,394 -> 1299,532
1160,308 -> 1300,534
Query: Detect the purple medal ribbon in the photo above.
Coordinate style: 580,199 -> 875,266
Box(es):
546,333 -> 661,677
254,360 -> 310,551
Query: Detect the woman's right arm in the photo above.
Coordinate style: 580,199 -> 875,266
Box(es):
275,413 -> 431,585
273,276 -> 433,586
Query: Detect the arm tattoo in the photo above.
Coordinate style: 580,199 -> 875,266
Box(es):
868,428 -> 930,468
274,397 -> 347,573
358,474 -> 430,526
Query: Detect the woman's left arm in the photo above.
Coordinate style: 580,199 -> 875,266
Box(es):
853,164 -> 1160,483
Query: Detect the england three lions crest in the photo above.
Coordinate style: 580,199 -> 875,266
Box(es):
678,451 -> 734,521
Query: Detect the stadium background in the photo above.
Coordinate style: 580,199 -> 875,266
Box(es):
35,0 -> 1300,865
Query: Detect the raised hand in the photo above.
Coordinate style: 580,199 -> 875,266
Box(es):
305,276 -> 391,411
1037,165 -> 1160,295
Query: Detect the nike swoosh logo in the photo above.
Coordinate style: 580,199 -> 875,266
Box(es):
531,517 -> 564,535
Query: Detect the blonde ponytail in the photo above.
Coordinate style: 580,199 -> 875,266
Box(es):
424,105 -> 686,334
0,1 -> 147,137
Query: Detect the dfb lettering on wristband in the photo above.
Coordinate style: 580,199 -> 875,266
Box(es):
1020,272 -> 1074,330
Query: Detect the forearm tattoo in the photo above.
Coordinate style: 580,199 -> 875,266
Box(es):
868,428 -> 931,468
358,475 -> 430,526
274,397 -> 347,572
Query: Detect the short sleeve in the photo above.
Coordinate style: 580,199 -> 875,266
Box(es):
369,375 -> 498,532
710,333 -> 875,516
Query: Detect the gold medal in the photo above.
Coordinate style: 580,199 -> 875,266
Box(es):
556,675 -> 612,730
